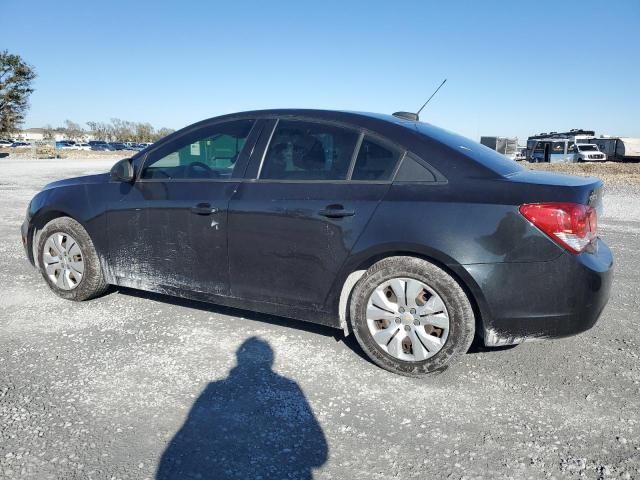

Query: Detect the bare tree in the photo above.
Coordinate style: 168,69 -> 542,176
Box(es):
87,121 -> 111,141
134,122 -> 154,142
82,119 -> 175,143
42,124 -> 55,140
110,118 -> 138,142
63,120 -> 85,140
153,127 -> 175,142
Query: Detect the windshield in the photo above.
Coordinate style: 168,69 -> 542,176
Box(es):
578,144 -> 598,151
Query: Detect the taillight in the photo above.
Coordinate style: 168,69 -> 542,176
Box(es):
519,202 -> 597,253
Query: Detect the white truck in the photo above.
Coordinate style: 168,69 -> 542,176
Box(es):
575,143 -> 606,162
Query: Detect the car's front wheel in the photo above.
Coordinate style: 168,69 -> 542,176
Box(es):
349,256 -> 475,376
36,217 -> 109,301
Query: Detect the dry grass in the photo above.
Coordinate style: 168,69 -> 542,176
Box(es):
521,161 -> 640,186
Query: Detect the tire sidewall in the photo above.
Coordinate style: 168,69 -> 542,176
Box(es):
37,217 -> 106,301
350,257 -> 475,377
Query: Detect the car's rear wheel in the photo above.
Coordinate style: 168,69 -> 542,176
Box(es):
349,256 -> 475,376
36,217 -> 109,301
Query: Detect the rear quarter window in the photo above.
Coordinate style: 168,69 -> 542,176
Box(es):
393,154 -> 437,183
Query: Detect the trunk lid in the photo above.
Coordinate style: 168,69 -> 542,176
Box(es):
505,170 -> 603,215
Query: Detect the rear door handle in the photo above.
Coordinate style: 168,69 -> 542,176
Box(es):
190,203 -> 218,215
318,205 -> 355,218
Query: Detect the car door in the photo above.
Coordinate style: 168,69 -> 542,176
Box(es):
227,118 -> 404,312
106,118 -> 261,296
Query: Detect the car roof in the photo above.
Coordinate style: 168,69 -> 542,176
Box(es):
205,108 -> 418,130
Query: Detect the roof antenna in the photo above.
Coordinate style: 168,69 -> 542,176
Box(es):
393,78 -> 447,122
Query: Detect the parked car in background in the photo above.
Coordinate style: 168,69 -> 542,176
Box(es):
56,141 -> 77,149
21,109 -> 613,376
11,141 -> 31,148
109,142 -> 128,151
93,145 -> 114,151
88,141 -> 113,151
576,143 -> 606,162
123,142 -> 143,150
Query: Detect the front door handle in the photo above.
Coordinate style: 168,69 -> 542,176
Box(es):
318,205 -> 355,218
190,203 -> 218,215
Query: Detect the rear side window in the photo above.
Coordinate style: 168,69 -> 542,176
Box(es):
260,120 -> 359,180
351,137 -> 401,181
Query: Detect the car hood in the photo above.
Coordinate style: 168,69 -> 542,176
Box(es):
42,172 -> 111,190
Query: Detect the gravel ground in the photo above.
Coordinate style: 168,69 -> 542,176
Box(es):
1,156 -> 639,480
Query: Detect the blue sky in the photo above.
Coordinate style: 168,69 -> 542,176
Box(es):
3,0 -> 639,142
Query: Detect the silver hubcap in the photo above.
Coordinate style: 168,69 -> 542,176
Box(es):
43,232 -> 84,290
366,277 -> 449,362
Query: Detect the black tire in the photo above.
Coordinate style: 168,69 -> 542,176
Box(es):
349,256 -> 475,377
36,217 -> 109,301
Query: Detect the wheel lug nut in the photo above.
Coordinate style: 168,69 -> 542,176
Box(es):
395,318 -> 401,324
410,308 -> 416,314
413,319 -> 420,326
399,307 -> 405,313
404,325 -> 411,331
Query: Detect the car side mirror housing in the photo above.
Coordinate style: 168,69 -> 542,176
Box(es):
110,158 -> 134,182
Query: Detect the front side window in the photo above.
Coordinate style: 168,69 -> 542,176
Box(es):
141,119 -> 254,180
351,136 -> 402,181
259,120 -> 359,180
551,141 -> 565,153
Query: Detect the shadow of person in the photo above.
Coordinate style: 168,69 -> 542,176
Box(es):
156,337 -> 328,480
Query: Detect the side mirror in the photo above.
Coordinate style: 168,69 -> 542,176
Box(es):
110,158 -> 134,182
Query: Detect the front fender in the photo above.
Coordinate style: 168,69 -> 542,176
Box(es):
26,184 -> 110,266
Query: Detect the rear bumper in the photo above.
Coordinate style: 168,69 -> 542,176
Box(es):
460,238 -> 613,346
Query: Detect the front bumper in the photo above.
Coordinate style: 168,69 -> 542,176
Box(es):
21,216 -> 35,267
460,238 -> 613,346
